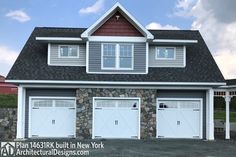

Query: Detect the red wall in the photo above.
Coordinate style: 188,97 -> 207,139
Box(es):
92,11 -> 143,36
0,76 -> 17,94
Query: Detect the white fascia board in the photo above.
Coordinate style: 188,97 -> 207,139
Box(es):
81,2 -> 154,39
36,37 -> 82,41
88,36 -> 146,42
5,80 -> 226,86
153,39 -> 198,44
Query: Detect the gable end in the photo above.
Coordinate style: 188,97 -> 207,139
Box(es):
92,11 -> 143,37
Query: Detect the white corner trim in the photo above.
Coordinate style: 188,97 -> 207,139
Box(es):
206,88 -> 214,140
36,37 -> 82,41
183,45 -> 186,67
81,2 -> 154,39
5,80 -> 226,86
153,39 -> 198,44
47,43 -> 51,65
88,36 -> 146,42
16,86 -> 25,139
146,42 -> 149,74
86,41 -> 89,73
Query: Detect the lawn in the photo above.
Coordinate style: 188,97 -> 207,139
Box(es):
214,110 -> 236,122
0,94 -> 17,108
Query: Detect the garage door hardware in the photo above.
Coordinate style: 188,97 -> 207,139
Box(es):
131,136 -> 138,138
193,109 -> 200,111
32,107 -> 39,109
95,107 -> 102,110
68,107 -> 75,110
158,136 -> 164,138
52,120 -> 55,124
115,120 -> 118,125
158,109 -> 165,110
31,135 -> 39,137
95,136 -> 102,138
177,121 -> 181,125
131,108 -> 138,110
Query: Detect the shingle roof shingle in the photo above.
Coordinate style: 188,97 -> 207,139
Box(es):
6,27 -> 225,83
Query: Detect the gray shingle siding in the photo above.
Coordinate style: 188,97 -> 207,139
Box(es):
149,46 -> 185,67
88,42 -> 147,73
49,44 -> 86,66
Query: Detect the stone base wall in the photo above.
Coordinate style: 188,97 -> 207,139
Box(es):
76,88 -> 157,139
0,108 -> 17,139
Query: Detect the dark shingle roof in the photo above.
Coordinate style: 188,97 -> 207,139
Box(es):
226,79 -> 236,86
6,27 -> 225,83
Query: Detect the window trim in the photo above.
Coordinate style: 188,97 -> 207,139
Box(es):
101,43 -> 134,70
155,46 -> 176,60
58,45 -> 80,58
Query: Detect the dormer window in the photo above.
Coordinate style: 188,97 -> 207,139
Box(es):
102,43 -> 133,70
156,47 -> 175,60
59,45 -> 79,58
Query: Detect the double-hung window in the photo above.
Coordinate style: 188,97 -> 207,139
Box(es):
102,43 -> 133,70
59,45 -> 79,58
156,47 -> 175,60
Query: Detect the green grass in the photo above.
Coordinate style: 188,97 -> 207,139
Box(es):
0,94 -> 17,108
214,110 -> 236,122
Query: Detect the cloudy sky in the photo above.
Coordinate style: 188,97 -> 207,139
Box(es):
0,0 -> 235,79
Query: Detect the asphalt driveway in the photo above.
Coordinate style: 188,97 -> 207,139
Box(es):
13,138 -> 236,157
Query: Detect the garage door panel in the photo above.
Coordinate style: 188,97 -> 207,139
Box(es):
31,108 -> 54,137
178,109 -> 200,138
94,109 -> 118,138
158,109 -> 178,138
93,98 -> 140,139
30,98 -> 76,138
157,99 -> 202,139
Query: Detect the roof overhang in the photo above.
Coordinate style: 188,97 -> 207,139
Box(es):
5,80 -> 226,87
36,37 -> 83,43
81,2 -> 154,40
151,39 -> 198,45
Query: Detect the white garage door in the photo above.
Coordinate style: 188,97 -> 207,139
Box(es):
157,98 -> 202,139
93,98 -> 140,139
29,97 -> 76,138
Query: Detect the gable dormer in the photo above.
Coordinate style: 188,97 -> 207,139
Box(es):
82,3 -> 153,74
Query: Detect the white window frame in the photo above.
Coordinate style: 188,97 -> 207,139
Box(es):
101,43 -> 134,70
156,98 -> 203,139
92,97 -> 141,139
58,45 -> 79,58
155,46 -> 176,60
28,96 -> 76,138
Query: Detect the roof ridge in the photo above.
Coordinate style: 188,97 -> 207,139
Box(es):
35,26 -> 87,29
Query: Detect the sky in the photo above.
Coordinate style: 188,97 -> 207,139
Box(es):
0,0 -> 236,79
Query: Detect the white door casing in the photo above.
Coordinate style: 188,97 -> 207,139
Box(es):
93,97 -> 141,139
29,97 -> 76,138
156,98 -> 203,139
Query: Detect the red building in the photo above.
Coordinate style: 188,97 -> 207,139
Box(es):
0,75 -> 17,94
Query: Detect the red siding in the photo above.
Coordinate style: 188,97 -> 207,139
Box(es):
0,75 -> 17,94
92,11 -> 143,36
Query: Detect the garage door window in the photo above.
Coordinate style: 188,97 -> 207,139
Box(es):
159,101 -> 178,108
33,100 -> 53,107
55,100 -> 75,107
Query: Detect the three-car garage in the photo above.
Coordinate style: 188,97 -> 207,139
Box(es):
26,89 -> 205,139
